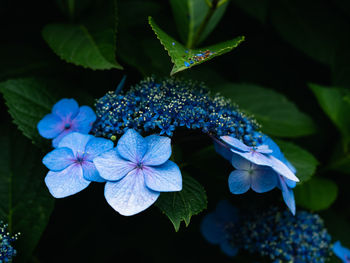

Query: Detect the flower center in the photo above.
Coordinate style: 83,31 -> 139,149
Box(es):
64,123 -> 71,129
76,156 -> 84,164
136,162 -> 144,169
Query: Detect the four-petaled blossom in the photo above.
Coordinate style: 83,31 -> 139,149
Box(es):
38,98 -> 96,147
43,132 -> 114,198
333,241 -> 350,263
93,129 -> 182,216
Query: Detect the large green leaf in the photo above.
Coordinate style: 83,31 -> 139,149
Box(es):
213,83 -> 316,137
0,78 -> 58,145
42,0 -> 123,70
149,17 -> 244,75
156,174 -> 207,231
294,177 -> 338,211
0,128 -> 54,262
276,140 -> 318,183
170,0 -> 230,48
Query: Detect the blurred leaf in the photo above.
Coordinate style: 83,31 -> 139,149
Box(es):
295,177 -> 338,211
55,0 -> 94,19
213,83 -> 316,137
0,78 -> 57,145
156,174 -> 207,231
0,128 -> 54,262
149,16 -> 244,75
42,0 -> 123,70
276,140 -> 319,183
310,84 -> 350,146
232,0 -> 269,23
170,0 -> 230,47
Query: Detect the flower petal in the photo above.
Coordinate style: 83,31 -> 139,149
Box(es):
200,213 -> 225,244
42,147 -> 75,171
231,149 -> 272,167
104,169 -> 160,216
143,160 -> 182,192
85,137 -> 114,161
142,135 -> 171,166
58,132 -> 92,156
251,168 -> 278,193
279,175 -> 296,215
231,154 -> 252,170
220,136 -> 251,152
116,129 -> 147,163
52,98 -> 79,120
72,106 -> 97,133
220,240 -> 238,257
269,156 -> 299,182
228,170 -> 251,194
93,149 -> 135,181
37,114 -> 64,139
333,241 -> 350,263
82,161 -> 105,182
45,163 -> 90,198
51,129 -> 72,148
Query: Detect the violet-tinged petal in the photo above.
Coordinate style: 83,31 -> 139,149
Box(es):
220,136 -> 251,152
269,156 -> 299,182
228,170 -> 251,194
333,241 -> 350,263
143,160 -> 182,192
52,98 -> 79,120
85,137 -> 114,161
279,175 -> 296,215
52,129 -> 72,148
37,114 -> 64,139
45,163 -> 90,198
58,132 -> 92,156
93,149 -> 134,181
104,169 -> 160,216
231,149 -> 272,167
71,106 -> 97,133
82,161 -> 105,182
142,135 -> 171,166
42,147 -> 75,172
231,154 -> 252,170
251,168 -> 278,193
116,129 -> 147,163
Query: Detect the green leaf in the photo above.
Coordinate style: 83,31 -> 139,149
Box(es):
0,78 -> 57,145
156,174 -> 207,231
42,0 -> 123,70
149,16 -> 244,76
294,177 -> 338,211
275,140 -> 319,183
310,84 -> 350,146
0,128 -> 54,262
170,0 -> 230,48
213,83 -> 316,137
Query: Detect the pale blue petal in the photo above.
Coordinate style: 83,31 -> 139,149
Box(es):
213,140 -> 233,162
256,144 -> 272,154
285,178 -> 297,188
231,149 -> 272,167
42,147 -> 75,172
220,240 -> 238,257
104,169 -> 160,216
82,161 -> 105,182
85,137 -> 114,161
52,129 -> 71,148
142,135 -> 171,166
220,136 -> 251,152
231,154 -> 252,170
269,156 -> 299,182
58,132 -> 92,156
251,168 -> 278,193
228,170 -> 251,194
279,176 -> 296,215
45,163 -> 90,198
117,129 -> 147,163
143,160 -> 182,192
52,98 -> 79,120
93,149 -> 135,181
333,241 -> 350,263
200,213 -> 225,244
37,114 -> 64,139
72,106 -> 97,133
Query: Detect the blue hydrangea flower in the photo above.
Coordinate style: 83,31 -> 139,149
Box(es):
333,241 -> 350,263
38,98 -> 96,147
43,132 -> 113,198
277,174 -> 296,215
0,222 -> 19,262
93,129 -> 182,216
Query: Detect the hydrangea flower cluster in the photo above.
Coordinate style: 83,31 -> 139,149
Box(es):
92,77 -> 261,144
0,222 -> 19,262
201,201 -> 337,263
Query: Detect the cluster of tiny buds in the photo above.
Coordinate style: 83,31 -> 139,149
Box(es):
0,222 -> 19,262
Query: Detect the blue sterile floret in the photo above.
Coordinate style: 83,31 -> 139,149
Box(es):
0,222 -> 19,263
92,77 -> 261,145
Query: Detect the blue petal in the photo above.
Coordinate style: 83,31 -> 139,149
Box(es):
220,240 -> 238,257
37,114 -> 64,139
45,164 -> 90,198
42,147 -> 75,172
72,106 -> 97,133
269,156 -> 299,182
116,129 -> 147,163
93,149 -> 135,181
58,132 -> 92,156
213,140 -> 233,162
333,241 -> 350,263
220,136 -> 251,152
228,170 -> 251,194
82,161 -> 105,182
279,176 -> 296,215
104,169 -> 160,216
231,149 -> 272,167
142,135 -> 171,166
231,154 -> 252,170
51,129 -> 71,148
52,98 -> 79,120
143,160 -> 182,192
85,137 -> 114,161
251,168 -> 278,193
285,177 -> 297,188
200,213 -> 225,244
